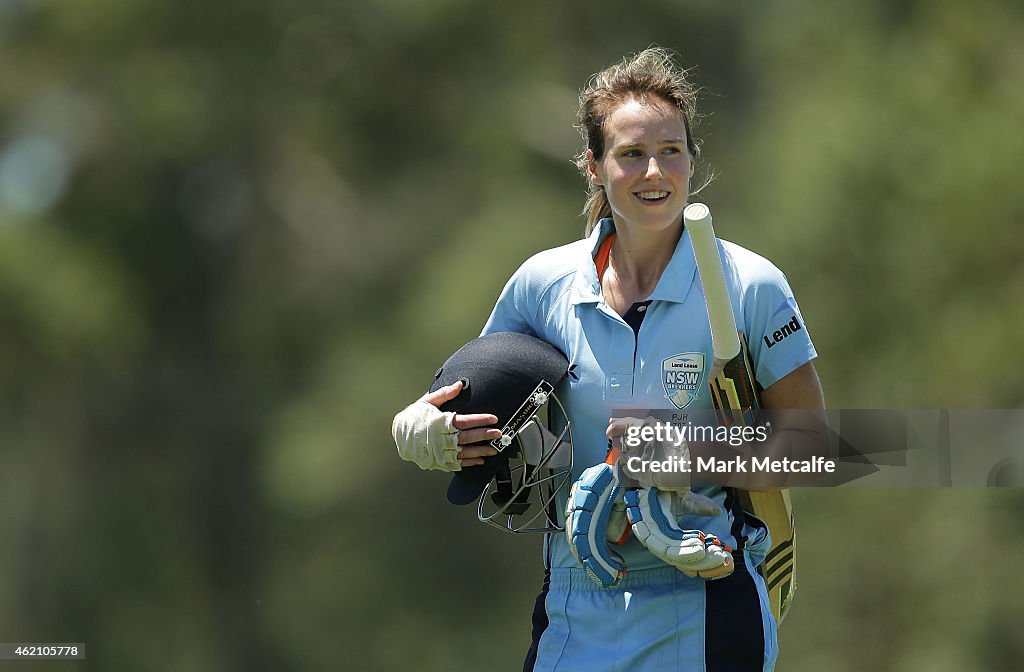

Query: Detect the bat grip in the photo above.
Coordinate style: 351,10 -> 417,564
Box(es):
685,203 -> 741,361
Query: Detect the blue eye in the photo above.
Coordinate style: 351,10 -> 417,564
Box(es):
623,149 -> 642,157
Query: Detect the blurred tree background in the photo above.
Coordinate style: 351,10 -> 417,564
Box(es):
1,0 -> 1023,670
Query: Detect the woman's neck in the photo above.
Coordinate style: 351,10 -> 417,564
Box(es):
600,218 -> 682,315
608,221 -> 682,299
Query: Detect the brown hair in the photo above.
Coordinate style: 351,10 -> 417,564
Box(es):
575,47 -> 703,235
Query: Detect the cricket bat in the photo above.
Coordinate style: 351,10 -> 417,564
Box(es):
685,202 -> 797,624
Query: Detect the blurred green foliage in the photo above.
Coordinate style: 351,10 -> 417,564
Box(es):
1,0 -> 1023,669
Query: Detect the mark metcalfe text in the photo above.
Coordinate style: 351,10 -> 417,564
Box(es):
621,421 -> 836,475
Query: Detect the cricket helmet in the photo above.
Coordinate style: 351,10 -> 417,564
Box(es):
429,331 -> 574,533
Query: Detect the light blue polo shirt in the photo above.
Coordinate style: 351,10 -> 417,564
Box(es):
481,217 -> 817,571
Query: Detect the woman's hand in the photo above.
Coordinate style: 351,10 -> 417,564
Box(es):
420,381 -> 502,467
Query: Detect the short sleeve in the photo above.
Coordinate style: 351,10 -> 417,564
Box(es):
480,262 -> 539,338
740,265 -> 817,389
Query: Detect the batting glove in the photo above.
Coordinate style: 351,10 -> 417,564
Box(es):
624,487 -> 734,579
565,463 -> 628,588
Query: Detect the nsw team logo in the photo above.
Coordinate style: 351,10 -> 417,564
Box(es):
662,352 -> 706,409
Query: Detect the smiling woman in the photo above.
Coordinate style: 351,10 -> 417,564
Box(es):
392,46 -> 825,672
576,48 -> 702,236
584,97 -> 696,312
587,98 -> 693,230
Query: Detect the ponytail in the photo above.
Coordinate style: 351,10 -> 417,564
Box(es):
583,187 -> 612,236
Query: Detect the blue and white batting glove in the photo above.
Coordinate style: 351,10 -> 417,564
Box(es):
624,487 -> 734,579
565,464 -> 628,588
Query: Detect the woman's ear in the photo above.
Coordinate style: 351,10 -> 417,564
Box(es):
585,149 -> 603,186
689,157 -> 695,178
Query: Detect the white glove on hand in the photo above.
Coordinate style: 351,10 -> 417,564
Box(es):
391,400 -> 461,472
624,487 -> 734,579
614,416 -> 693,492
612,416 -> 721,516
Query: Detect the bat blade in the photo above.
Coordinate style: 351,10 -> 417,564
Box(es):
685,202 -> 797,624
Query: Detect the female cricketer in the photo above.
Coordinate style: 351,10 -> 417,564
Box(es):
394,48 -> 825,672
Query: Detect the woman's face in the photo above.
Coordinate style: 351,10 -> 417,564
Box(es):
587,96 -> 694,235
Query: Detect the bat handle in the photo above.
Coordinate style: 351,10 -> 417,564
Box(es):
685,203 -> 741,362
